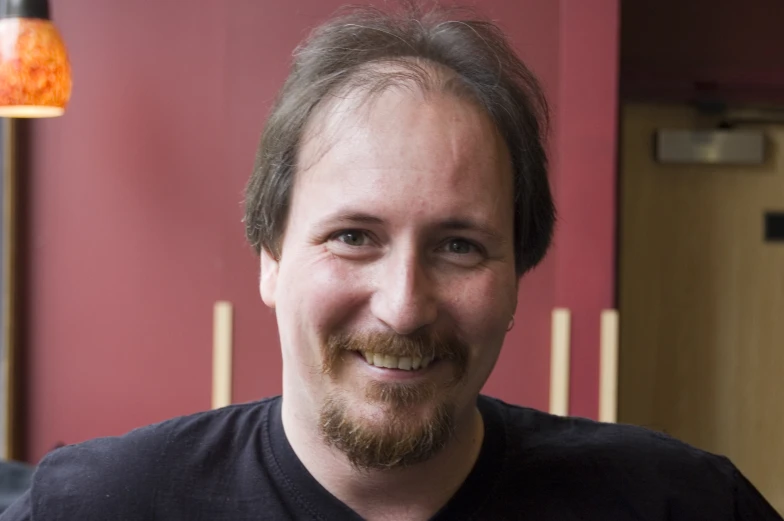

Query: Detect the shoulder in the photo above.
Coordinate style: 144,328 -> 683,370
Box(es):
27,397 -> 277,520
483,395 -> 730,471
479,395 -> 782,519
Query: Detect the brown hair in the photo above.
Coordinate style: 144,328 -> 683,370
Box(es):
244,3 -> 555,275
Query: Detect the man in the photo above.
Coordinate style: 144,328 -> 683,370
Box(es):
2,4 -> 781,521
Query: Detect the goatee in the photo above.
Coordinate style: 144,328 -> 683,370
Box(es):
318,330 -> 468,470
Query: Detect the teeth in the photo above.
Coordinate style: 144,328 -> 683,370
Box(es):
361,352 -> 435,371
382,354 -> 397,369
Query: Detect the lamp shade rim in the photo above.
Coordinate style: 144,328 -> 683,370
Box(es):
0,105 -> 64,118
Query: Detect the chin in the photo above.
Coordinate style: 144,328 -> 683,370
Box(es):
319,385 -> 457,470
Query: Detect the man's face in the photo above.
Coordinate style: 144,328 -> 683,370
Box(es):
260,85 -> 518,468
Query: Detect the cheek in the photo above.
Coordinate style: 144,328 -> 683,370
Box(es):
444,272 -> 516,376
448,272 -> 516,337
277,251 -> 371,340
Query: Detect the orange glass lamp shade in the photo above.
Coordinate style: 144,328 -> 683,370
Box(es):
0,0 -> 71,117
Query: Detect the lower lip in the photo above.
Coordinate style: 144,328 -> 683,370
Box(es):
353,352 -> 437,380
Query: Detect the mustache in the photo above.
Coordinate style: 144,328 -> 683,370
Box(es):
323,330 -> 469,378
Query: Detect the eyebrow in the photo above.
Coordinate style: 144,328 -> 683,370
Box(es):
317,211 -> 504,240
439,218 -> 505,240
320,211 -> 386,226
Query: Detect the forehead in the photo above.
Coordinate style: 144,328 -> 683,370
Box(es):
294,83 -> 513,222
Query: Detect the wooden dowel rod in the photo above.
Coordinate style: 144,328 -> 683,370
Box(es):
549,308 -> 571,416
599,309 -> 620,423
212,301 -> 233,410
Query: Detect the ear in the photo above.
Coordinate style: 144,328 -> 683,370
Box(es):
259,248 -> 280,309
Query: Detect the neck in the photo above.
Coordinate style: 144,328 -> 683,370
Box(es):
281,391 -> 485,521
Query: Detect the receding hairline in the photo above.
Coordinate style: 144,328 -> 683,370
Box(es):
296,57 -> 500,175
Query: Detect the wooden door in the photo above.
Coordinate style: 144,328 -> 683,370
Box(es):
618,102 -> 784,513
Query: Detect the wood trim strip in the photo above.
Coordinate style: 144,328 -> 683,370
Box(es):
599,309 -> 619,423
549,308 -> 571,416
212,301 -> 233,410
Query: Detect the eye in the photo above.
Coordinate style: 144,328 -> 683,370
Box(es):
444,238 -> 476,255
326,229 -> 378,260
436,238 -> 486,267
332,230 -> 370,247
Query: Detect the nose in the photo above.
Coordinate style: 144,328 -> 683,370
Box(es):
370,247 -> 438,335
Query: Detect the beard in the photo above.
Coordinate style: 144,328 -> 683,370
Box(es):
318,330 -> 469,470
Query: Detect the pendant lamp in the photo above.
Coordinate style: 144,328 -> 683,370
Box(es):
0,0 -> 71,117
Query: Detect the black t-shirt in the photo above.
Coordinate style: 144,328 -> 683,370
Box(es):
1,395 -> 780,520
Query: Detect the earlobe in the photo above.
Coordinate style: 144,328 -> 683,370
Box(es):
259,248 -> 280,309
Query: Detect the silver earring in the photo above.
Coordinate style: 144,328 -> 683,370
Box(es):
507,315 -> 515,331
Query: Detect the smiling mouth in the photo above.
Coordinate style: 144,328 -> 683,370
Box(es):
358,351 -> 435,371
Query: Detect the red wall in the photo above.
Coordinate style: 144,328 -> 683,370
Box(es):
482,0 -> 620,420
553,1 -> 619,419
23,0 -> 619,462
25,1 -> 233,461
